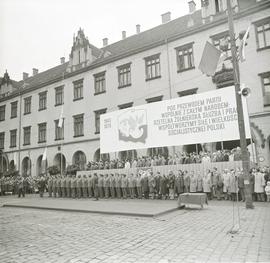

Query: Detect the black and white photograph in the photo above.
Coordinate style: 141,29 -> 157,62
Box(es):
0,0 -> 270,262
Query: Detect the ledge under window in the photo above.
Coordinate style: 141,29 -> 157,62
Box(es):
73,97 -> 83,102
38,108 -> 46,111
73,134 -> 84,138
94,91 -> 106,96
24,112 -> 31,115
38,140 -> 46,144
55,103 -> 63,107
257,46 -> 270,52
55,138 -> 64,141
10,145 -> 16,148
23,143 -> 30,146
177,66 -> 195,73
95,131 -> 100,135
118,83 -> 131,89
145,75 -> 161,82
10,116 -> 17,119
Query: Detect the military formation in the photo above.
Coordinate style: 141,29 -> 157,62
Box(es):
43,166 -> 270,202
1,166 -> 269,202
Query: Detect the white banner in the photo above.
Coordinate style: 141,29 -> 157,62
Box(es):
100,86 -> 251,153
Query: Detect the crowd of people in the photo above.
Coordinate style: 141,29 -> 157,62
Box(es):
2,166 -> 269,202
87,148 -> 245,170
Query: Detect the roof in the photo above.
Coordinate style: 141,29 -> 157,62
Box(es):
102,10 -> 203,56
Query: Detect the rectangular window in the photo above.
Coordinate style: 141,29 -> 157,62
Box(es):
55,119 -> 64,140
144,54 -> 161,81
73,114 -> 84,137
94,72 -> 106,95
94,109 -> 107,134
39,91 -> 47,111
73,79 -> 83,100
38,123 -> 47,143
260,72 -> 270,106
176,42 -> 195,72
23,126 -> 31,145
10,129 -> 17,148
254,17 -> 270,50
211,31 -> 231,57
55,86 -> 64,106
117,64 -> 131,88
0,105 -> 5,121
178,88 -> 198,97
24,96 -> 31,115
11,101 -> 18,118
0,132 -> 4,149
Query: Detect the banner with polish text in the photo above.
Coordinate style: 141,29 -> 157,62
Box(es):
100,86 -> 251,153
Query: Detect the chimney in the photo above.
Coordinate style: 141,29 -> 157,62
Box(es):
136,24 -> 141,34
60,57 -> 65,64
188,0 -> 196,13
32,68 -> 38,76
161,12 -> 171,24
23,72 -> 29,80
122,31 -> 126,40
103,38 -> 108,47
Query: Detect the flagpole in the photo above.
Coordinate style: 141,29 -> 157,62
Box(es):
226,0 -> 253,209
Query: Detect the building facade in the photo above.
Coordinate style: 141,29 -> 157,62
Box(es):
0,0 -> 270,176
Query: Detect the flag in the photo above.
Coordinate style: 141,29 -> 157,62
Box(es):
199,41 -> 222,76
239,25 -> 250,62
42,147 -> 47,161
58,106 -> 64,128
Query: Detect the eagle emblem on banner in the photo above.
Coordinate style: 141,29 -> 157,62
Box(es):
118,109 -> 148,143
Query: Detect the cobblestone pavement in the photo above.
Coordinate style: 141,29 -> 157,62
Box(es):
0,199 -> 270,263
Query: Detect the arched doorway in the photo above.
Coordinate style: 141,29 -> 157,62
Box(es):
72,151 -> 86,170
147,147 -> 168,158
54,153 -> 66,174
0,153 -> 8,174
93,149 -> 110,162
9,160 -> 15,171
118,150 -> 137,161
36,155 -> 48,176
22,157 -> 31,176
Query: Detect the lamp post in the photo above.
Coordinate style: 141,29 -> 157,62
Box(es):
226,0 -> 253,209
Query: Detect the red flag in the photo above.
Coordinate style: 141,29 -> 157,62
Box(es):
199,41 -> 222,76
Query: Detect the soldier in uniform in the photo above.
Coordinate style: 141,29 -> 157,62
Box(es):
136,173 -> 142,199
47,175 -> 53,197
17,175 -> 26,198
115,173 -> 122,198
71,174 -> 76,198
104,174 -> 110,199
109,174 -> 116,198
61,175 -> 66,198
38,174 -> 46,197
82,174 -> 88,198
93,173 -> 99,200
98,174 -> 104,198
121,173 -> 128,199
88,174 -> 93,198
52,175 -> 57,197
142,172 -> 149,199
66,174 -> 71,198
128,174 -> 133,199
57,174 -> 62,197
76,174 -> 82,198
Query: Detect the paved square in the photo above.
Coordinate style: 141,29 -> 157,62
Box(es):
0,197 -> 270,263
